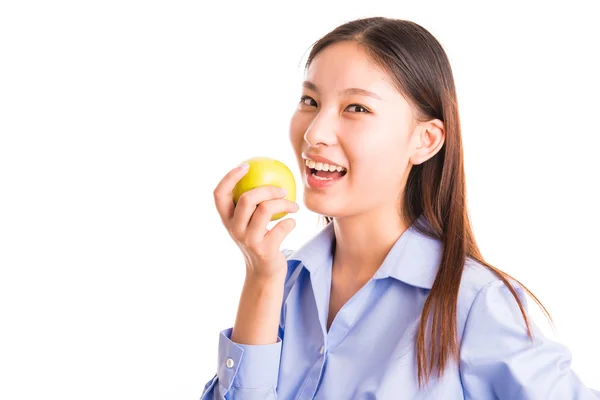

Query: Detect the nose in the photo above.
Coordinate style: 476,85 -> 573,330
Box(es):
303,111 -> 337,147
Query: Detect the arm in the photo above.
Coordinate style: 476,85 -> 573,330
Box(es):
200,275 -> 285,400
204,162 -> 299,399
201,251 -> 299,400
230,272 -> 286,345
460,280 -> 599,399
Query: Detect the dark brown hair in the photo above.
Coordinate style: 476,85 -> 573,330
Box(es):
305,17 -> 553,389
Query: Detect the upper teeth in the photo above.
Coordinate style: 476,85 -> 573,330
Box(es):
304,159 -> 346,172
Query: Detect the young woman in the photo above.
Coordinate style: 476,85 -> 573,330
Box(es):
202,17 -> 599,399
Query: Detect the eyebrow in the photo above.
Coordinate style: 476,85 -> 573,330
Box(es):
302,81 -> 383,100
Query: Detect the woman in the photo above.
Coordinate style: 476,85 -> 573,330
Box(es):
202,17 -> 599,399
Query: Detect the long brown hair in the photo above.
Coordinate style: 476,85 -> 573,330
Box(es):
305,17 -> 553,389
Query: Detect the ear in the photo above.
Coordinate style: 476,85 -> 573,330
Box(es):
409,119 -> 445,165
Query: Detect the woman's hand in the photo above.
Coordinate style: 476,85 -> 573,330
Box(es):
213,163 -> 299,280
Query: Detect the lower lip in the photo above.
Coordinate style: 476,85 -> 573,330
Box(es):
305,166 -> 346,189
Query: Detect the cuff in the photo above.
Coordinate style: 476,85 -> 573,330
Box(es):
217,328 -> 282,391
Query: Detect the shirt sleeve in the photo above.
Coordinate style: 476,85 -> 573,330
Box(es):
200,328 -> 282,399
459,279 -> 599,399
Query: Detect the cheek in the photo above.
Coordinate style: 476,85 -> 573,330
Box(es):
289,112 -> 310,171
345,131 -> 410,182
289,112 -> 306,146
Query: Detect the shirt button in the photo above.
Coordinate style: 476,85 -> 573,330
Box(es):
226,358 -> 235,368
319,346 -> 325,355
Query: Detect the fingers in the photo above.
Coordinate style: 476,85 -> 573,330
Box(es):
245,198 -> 299,243
230,185 -> 289,240
213,163 -> 249,223
214,164 -> 299,262
264,217 -> 297,249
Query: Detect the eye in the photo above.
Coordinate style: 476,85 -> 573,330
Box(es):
346,104 -> 370,113
299,95 -> 317,107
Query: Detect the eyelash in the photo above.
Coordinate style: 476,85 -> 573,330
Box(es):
299,95 -> 371,113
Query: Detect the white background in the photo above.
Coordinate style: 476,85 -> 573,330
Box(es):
1,1 -> 599,399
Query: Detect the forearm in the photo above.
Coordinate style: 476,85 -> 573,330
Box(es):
230,273 -> 286,345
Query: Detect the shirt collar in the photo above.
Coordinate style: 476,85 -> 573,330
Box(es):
287,214 -> 441,290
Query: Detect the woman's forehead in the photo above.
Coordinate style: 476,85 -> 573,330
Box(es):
305,43 -> 399,100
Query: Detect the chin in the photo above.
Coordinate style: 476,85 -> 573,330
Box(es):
303,193 -> 344,219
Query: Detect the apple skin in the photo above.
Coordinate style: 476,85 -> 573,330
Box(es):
232,157 -> 297,221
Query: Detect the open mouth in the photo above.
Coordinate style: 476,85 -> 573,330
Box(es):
303,158 -> 348,188
305,166 -> 347,189
307,167 -> 348,180
304,158 -> 347,178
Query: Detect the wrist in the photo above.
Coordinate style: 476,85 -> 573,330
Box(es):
244,269 -> 286,286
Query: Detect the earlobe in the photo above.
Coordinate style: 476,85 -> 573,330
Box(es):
410,144 -> 426,165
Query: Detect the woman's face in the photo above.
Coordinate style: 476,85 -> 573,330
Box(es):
289,41 -> 422,220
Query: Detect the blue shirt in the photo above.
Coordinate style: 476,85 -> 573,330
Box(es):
202,216 -> 599,399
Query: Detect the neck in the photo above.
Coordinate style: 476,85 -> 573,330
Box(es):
332,203 -> 410,282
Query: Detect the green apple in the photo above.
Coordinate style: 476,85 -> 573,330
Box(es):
232,156 -> 297,221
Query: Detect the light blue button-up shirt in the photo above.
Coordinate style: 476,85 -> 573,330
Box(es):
202,216 -> 599,399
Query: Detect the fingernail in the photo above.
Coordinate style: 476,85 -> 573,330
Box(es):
238,163 -> 249,171
280,188 -> 287,196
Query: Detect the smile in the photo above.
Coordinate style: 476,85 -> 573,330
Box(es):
303,157 -> 348,189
